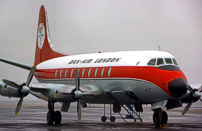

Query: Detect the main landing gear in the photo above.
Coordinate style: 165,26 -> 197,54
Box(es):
47,102 -> 62,125
101,104 -> 116,122
153,109 -> 168,128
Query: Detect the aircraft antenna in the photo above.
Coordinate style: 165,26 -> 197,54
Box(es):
158,45 -> 161,51
108,47 -> 111,52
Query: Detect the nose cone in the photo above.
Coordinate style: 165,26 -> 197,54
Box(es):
168,78 -> 188,98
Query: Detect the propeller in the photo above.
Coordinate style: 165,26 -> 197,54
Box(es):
2,66 -> 36,114
182,85 -> 201,115
74,69 -> 82,120
197,85 -> 202,102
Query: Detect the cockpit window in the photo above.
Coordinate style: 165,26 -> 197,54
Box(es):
165,58 -> 172,64
147,58 -> 178,67
172,58 -> 178,66
157,58 -> 164,66
147,58 -> 156,66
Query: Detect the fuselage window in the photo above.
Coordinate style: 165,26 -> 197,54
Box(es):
165,58 -> 172,64
59,69 -> 63,78
70,69 -> 73,78
108,67 -> 111,77
172,58 -> 178,66
64,69 -> 68,78
55,69 -> 58,78
88,68 -> 91,78
94,68 -> 98,77
157,58 -> 164,66
101,68 -> 104,77
82,68 -> 85,78
147,58 -> 156,66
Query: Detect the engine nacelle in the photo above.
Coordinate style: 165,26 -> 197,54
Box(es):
0,81 -> 21,98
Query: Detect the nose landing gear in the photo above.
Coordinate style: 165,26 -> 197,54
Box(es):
153,110 -> 168,128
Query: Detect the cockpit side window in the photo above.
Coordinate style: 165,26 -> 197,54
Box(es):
147,58 -> 156,66
172,58 -> 178,66
165,58 -> 172,64
157,58 -> 164,66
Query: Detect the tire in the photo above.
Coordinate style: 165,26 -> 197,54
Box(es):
54,111 -> 62,125
101,116 -> 107,122
110,116 -> 116,122
47,111 -> 54,125
153,113 -> 160,128
161,111 -> 168,124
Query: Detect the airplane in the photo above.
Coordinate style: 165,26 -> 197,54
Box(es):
0,5 -> 201,128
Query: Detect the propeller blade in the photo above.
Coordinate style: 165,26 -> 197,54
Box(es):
30,91 -> 48,101
75,69 -> 81,120
2,79 -> 22,90
26,66 -> 36,86
15,96 -> 24,115
75,69 -> 79,91
187,85 -> 195,94
198,85 -> 202,93
77,100 -> 81,120
182,100 -> 194,115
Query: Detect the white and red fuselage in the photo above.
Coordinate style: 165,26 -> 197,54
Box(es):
34,51 -> 188,104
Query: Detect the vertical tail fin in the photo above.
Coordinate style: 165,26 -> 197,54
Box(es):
34,5 -> 66,66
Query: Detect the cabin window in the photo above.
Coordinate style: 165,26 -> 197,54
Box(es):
70,69 -> 73,78
59,69 -> 63,78
108,67 -> 111,77
64,69 -> 68,78
172,58 -> 178,66
101,68 -> 104,77
82,68 -> 85,78
147,58 -> 156,66
94,68 -> 98,77
55,69 -> 58,78
88,68 -> 91,78
165,58 -> 172,64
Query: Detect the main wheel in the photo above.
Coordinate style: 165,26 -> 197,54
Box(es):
153,113 -> 160,128
47,111 -> 54,125
54,111 -> 62,125
110,116 -> 116,122
161,111 -> 168,124
101,116 -> 107,122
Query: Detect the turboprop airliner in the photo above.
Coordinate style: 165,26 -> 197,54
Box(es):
0,5 -> 201,128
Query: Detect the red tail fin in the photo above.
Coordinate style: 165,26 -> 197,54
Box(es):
34,5 -> 66,66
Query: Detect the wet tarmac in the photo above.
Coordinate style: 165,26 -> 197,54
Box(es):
0,100 -> 202,130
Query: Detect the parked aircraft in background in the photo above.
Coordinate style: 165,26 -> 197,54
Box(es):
0,5 -> 201,128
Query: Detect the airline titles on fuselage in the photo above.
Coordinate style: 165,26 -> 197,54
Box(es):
68,58 -> 122,64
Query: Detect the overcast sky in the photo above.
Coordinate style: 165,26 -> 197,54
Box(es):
0,0 -> 202,100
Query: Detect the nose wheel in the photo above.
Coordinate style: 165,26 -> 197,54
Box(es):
153,111 -> 168,128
